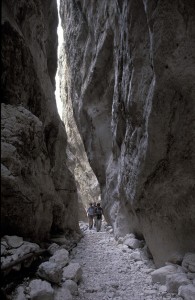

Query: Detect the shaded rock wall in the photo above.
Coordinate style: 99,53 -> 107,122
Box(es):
1,0 -> 80,241
60,0 -> 195,266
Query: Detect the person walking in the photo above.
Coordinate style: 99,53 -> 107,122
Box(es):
96,203 -> 103,232
93,202 -> 97,228
87,203 -> 94,230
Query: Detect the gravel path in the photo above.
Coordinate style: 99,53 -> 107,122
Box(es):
71,223 -> 181,300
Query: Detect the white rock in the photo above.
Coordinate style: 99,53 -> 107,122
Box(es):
37,262 -> 63,284
151,265 -> 179,284
129,252 -> 142,261
49,249 -> 69,268
62,263 -> 82,283
123,233 -> 136,240
28,279 -> 54,300
9,242 -> 40,256
178,284 -> 195,300
166,272 -> 191,293
3,235 -> 23,248
123,238 -> 142,249
159,285 -> 167,293
182,253 -> 195,273
48,243 -> 60,255
62,280 -> 78,295
121,245 -> 129,252
13,285 -> 27,300
54,287 -> 72,300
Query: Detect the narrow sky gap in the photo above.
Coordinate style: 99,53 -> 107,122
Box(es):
55,0 -> 63,119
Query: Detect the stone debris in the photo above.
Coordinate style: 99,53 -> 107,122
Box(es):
28,279 -> 54,300
123,237 -> 144,249
166,273 -> 191,293
69,224 -> 184,300
1,236 -> 40,273
182,253 -> 195,273
178,284 -> 195,300
13,285 -> 27,300
3,235 -> 24,248
37,261 -> 63,284
48,243 -> 61,255
62,279 -> 78,296
3,230 -> 195,300
54,286 -> 73,300
62,263 -> 82,283
49,248 -> 69,268
151,265 -> 181,284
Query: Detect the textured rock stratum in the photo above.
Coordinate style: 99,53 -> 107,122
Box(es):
60,0 -> 195,266
1,0 -> 80,241
58,46 -> 101,222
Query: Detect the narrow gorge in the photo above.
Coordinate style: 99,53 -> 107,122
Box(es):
1,0 -> 195,299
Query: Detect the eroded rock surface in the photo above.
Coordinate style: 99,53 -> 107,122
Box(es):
1,0 -> 80,241
58,45 -> 101,222
60,0 -> 195,266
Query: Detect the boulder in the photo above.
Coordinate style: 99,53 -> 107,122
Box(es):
123,233 -> 136,240
54,287 -> 72,300
37,262 -> 63,284
3,235 -> 23,248
151,265 -> 179,284
48,243 -> 60,256
62,263 -> 82,283
8,241 -> 40,256
62,280 -> 78,296
166,273 -> 191,293
49,249 -> 69,268
182,253 -> 195,273
129,252 -> 142,261
123,238 -> 143,249
13,285 -> 26,300
178,284 -> 195,300
28,279 -> 54,300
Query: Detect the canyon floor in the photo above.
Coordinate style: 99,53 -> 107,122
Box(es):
70,223 -> 182,300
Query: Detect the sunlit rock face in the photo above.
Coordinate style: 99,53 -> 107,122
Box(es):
61,0 -> 195,266
58,47 -> 101,222
1,0 -> 80,241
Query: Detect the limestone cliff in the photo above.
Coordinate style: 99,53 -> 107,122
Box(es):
60,0 -> 195,266
1,0 -> 80,242
58,47 -> 101,222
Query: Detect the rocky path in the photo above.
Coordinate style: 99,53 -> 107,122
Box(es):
71,223 -> 181,300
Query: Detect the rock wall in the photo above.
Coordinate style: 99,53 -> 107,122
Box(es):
58,47 -> 101,222
1,0 -> 80,242
60,0 -> 195,266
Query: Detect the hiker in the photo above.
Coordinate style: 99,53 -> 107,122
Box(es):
87,203 -> 94,230
93,202 -> 97,228
96,203 -> 103,232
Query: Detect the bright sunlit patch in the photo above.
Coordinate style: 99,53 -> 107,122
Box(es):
55,0 -> 64,119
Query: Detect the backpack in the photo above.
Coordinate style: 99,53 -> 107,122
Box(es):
96,207 -> 102,219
